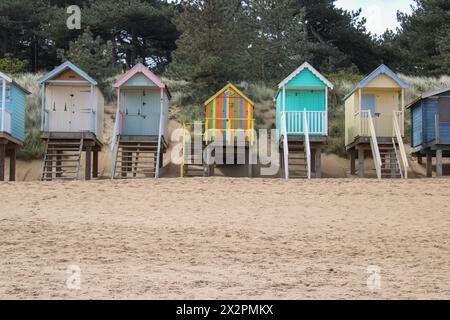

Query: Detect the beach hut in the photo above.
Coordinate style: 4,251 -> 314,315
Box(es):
194,83 -> 255,177
0,70 -> 30,181
111,63 -> 170,179
344,64 -> 409,179
276,62 -> 333,179
39,61 -> 104,181
406,86 -> 450,177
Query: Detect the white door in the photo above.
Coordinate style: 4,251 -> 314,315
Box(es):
74,88 -> 91,132
48,86 -> 71,132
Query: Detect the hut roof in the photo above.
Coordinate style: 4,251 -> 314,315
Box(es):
204,83 -> 255,107
344,64 -> 408,102
278,62 -> 333,89
406,86 -> 450,109
0,70 -> 30,95
114,63 -> 164,89
38,61 -> 98,85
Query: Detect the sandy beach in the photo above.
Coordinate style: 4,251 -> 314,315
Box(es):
0,178 -> 449,299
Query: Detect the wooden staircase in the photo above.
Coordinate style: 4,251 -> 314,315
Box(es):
283,141 -> 308,179
379,142 -> 402,179
41,137 -> 83,181
113,138 -> 159,179
182,143 -> 206,177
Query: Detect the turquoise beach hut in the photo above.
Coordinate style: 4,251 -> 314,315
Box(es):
0,70 -> 29,181
276,62 -> 333,179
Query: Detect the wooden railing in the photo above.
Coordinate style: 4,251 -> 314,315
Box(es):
393,111 -> 409,179
365,111 -> 382,180
303,109 -> 311,179
284,110 -> 327,135
204,118 -> 255,144
355,110 -> 404,138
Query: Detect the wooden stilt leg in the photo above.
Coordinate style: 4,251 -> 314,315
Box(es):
85,145 -> 92,181
247,147 -> 253,178
436,149 -> 443,177
159,152 -> 164,169
350,149 -> 356,175
315,148 -> 322,179
311,149 -> 316,174
9,147 -> 16,182
426,153 -> 433,178
93,150 -> 98,178
0,144 -> 5,181
358,148 -> 365,178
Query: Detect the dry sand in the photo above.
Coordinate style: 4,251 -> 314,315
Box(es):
0,178 -> 449,299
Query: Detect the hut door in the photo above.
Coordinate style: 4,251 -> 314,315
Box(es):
75,88 -> 91,132
123,91 -> 143,135
49,86 -> 71,132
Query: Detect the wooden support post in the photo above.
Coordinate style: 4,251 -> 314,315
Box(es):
350,149 -> 356,175
93,150 -> 99,178
358,148 -> 365,178
247,147 -> 253,178
311,149 -> 316,174
436,149 -> 443,177
85,145 -> 92,181
426,153 -> 433,178
56,150 -> 62,178
9,146 -> 16,182
0,144 -> 5,181
159,152 -> 164,169
315,148 -> 322,179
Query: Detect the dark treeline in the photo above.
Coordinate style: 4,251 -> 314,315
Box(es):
0,0 -> 449,96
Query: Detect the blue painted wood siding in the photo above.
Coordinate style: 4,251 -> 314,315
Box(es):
0,83 -> 26,141
412,94 -> 450,147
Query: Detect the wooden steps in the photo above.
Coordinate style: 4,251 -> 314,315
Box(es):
112,138 -> 160,179
284,141 -> 308,179
41,137 -> 83,181
183,144 -> 206,177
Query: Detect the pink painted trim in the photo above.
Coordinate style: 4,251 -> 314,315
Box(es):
113,63 -> 165,89
119,111 -> 123,135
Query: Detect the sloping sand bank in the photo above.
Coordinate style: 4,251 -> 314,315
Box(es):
0,178 -> 449,299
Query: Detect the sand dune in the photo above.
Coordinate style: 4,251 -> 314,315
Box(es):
0,178 -> 449,299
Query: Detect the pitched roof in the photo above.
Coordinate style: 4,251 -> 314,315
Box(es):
204,83 -> 255,107
113,63 -> 165,89
344,64 -> 408,101
278,62 -> 333,89
405,86 -> 450,109
38,61 -> 98,85
0,70 -> 30,95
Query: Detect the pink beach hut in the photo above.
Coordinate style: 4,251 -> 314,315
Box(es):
111,63 -> 170,179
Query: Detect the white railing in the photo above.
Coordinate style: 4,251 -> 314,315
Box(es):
393,111 -> 409,179
303,109 -> 311,179
1,109 -> 12,134
281,112 -> 289,179
365,111 -> 382,180
284,110 -> 327,135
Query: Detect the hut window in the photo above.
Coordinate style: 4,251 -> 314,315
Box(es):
438,97 -> 450,122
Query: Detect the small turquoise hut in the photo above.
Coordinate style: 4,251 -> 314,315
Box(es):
275,62 -> 333,179
111,63 -> 170,179
0,70 -> 30,181
407,86 -> 450,177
